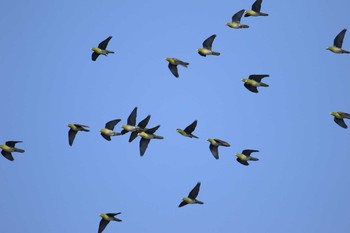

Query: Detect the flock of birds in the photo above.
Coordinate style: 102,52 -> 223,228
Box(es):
2,0 -> 350,232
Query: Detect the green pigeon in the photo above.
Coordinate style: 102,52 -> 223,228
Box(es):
244,0 -> 268,17
226,9 -> 249,29
207,138 -> 230,159
137,125 -> 164,156
98,213 -> 122,233
0,141 -> 25,161
165,58 -> 189,78
235,149 -> 259,166
100,119 -> 122,141
121,107 -> 151,142
198,34 -> 220,57
176,120 -> 198,138
327,29 -> 350,54
67,124 -> 89,146
242,74 -> 269,93
179,182 -> 204,207
91,36 -> 115,61
330,111 -> 350,128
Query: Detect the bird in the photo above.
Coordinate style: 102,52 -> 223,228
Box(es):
98,213 -> 122,233
198,34 -> 220,57
67,124 -> 89,146
91,36 -> 115,61
327,29 -> 350,54
121,107 -> 151,142
242,74 -> 269,93
207,138 -> 230,159
176,120 -> 199,138
0,141 -> 25,161
244,0 -> 268,17
330,111 -> 350,128
100,119 -> 122,141
179,182 -> 204,207
235,149 -> 259,166
226,9 -> 249,29
165,58 -> 189,78
137,125 -> 164,156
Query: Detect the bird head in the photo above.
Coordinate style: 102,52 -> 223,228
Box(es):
176,129 -> 181,133
165,57 -> 171,62
67,124 -> 73,128
0,145 -> 5,149
91,47 -> 98,52
241,78 -> 247,83
330,112 -> 337,116
234,153 -> 240,158
326,47 -> 331,50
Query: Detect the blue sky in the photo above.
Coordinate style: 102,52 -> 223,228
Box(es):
1,0 -> 350,232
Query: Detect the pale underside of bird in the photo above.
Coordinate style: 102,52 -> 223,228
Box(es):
91,36 -> 115,61
227,9 -> 249,29
98,213 -> 122,233
179,182 -> 204,207
0,141 -> 25,161
330,111 -> 350,128
100,119 -> 122,141
235,149 -> 259,166
176,120 -> 198,138
242,74 -> 269,93
138,125 -> 164,156
121,107 -> 151,142
244,0 -> 269,17
207,138 -> 231,159
198,34 -> 220,57
67,123 -> 90,146
165,57 -> 189,78
327,29 -> 350,54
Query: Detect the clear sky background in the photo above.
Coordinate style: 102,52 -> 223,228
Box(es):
1,0 -> 350,232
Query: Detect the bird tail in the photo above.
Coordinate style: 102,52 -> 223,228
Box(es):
179,62 -> 189,68
14,148 -> 25,153
240,24 -> 249,28
106,50 -> 115,54
82,128 -> 90,132
154,135 -> 164,139
250,156 -> 259,161
259,13 -> 269,16
192,135 -> 199,139
196,200 -> 204,204
113,132 -> 122,136
260,82 -> 269,87
211,51 -> 220,56
343,50 -> 350,54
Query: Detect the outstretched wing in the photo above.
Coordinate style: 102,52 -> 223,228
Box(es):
5,141 -> 22,147
139,138 -> 150,156
68,129 -> 78,146
98,36 -> 112,50
98,219 -> 110,233
242,149 -> 259,156
252,0 -> 262,12
127,107 -> 137,126
209,144 -> 219,159
184,120 -> 197,134
232,9 -> 245,23
188,182 -> 201,199
92,52 -> 100,61
168,63 -> 179,78
202,34 -> 216,49
334,118 -> 348,128
334,29 -> 347,48
1,150 -> 14,161
249,74 -> 269,82
105,119 -> 121,130
144,125 -> 160,134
